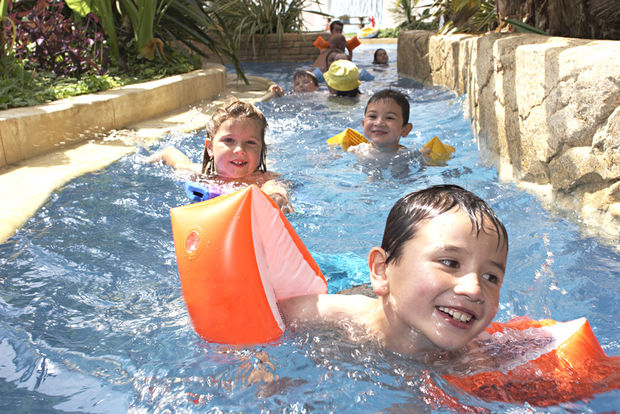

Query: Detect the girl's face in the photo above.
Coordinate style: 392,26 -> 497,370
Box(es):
380,208 -> 507,352
375,49 -> 388,64
294,75 -> 319,93
207,118 -> 263,179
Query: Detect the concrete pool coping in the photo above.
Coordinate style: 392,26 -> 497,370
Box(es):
0,71 -> 278,244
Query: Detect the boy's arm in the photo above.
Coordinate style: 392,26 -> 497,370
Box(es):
279,294 -> 371,325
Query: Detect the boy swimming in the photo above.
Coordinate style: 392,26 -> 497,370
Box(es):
279,184 -> 508,356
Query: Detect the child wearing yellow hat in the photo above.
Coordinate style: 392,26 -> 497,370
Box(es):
323,60 -> 362,97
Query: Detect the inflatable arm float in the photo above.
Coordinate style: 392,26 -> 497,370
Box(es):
313,35 -> 361,54
327,128 -> 369,151
170,186 -> 619,406
170,185 -> 327,344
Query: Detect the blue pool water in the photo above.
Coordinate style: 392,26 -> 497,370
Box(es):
0,43 -> 618,412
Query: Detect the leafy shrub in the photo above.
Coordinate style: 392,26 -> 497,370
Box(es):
8,0 -> 108,77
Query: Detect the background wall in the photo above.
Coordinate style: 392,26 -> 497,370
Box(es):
397,30 -> 620,241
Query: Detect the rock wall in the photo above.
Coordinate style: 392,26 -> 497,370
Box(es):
398,30 -> 620,241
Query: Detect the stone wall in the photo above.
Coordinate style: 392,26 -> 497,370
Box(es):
0,66 -> 226,168
199,32 -> 328,63
398,30 -> 620,240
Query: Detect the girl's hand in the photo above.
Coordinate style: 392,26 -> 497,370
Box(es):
262,180 -> 294,213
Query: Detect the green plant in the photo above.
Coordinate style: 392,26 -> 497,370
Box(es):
8,0 -> 109,77
160,0 -> 245,81
65,0 -> 120,62
215,0 -> 324,57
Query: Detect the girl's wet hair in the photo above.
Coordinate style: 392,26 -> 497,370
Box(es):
381,184 -> 508,265
365,89 -> 410,125
202,100 -> 268,175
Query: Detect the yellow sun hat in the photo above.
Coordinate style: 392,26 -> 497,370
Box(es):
323,60 -> 361,92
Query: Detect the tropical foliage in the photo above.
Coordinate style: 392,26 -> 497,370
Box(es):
402,0 -> 619,40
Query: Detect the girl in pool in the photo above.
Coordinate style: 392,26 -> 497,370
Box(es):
280,184 -> 508,357
373,48 -> 389,65
149,100 -> 293,213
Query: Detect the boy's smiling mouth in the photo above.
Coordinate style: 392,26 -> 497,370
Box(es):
437,306 -> 475,324
231,160 -> 247,167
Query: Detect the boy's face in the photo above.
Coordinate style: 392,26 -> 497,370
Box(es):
294,75 -> 318,93
331,23 -> 343,34
362,99 -> 412,151
207,118 -> 263,178
382,208 -> 507,352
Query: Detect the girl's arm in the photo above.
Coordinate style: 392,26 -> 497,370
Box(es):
261,179 -> 294,213
147,147 -> 201,174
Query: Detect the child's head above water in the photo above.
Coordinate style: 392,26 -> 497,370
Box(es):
324,59 -> 361,97
202,100 -> 268,177
362,89 -> 413,151
281,184 -> 508,356
293,70 -> 319,93
373,48 -> 389,64
368,184 -> 509,353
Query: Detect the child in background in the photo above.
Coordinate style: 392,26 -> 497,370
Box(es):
148,100 -> 293,213
324,59 -> 362,97
349,89 -> 413,162
373,48 -> 389,65
293,70 -> 319,93
279,184 -> 508,357
269,70 -> 319,96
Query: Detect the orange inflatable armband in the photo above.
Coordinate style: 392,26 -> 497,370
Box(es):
327,128 -> 369,151
444,317 -> 620,406
313,35 -> 330,50
170,185 -> 327,344
346,36 -> 361,53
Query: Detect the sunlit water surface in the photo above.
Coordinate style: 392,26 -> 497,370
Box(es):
1,44 -> 618,412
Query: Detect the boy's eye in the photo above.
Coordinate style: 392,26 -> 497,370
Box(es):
439,259 -> 459,268
221,137 -> 235,144
482,273 -> 500,284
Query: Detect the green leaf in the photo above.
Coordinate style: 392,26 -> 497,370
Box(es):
502,18 -> 549,35
65,0 -> 92,17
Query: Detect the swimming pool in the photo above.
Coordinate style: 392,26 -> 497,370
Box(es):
0,43 -> 618,412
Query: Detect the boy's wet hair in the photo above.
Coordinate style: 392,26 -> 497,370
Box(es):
202,100 -> 268,175
294,70 -> 319,87
330,20 -> 344,32
373,48 -> 387,64
381,184 -> 509,265
365,89 -> 410,125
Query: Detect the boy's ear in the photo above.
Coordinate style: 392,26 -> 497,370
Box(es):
400,123 -> 413,137
205,138 -> 214,157
368,247 -> 389,297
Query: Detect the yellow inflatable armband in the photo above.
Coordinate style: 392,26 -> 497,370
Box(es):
327,128 -> 369,151
421,136 -> 455,164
